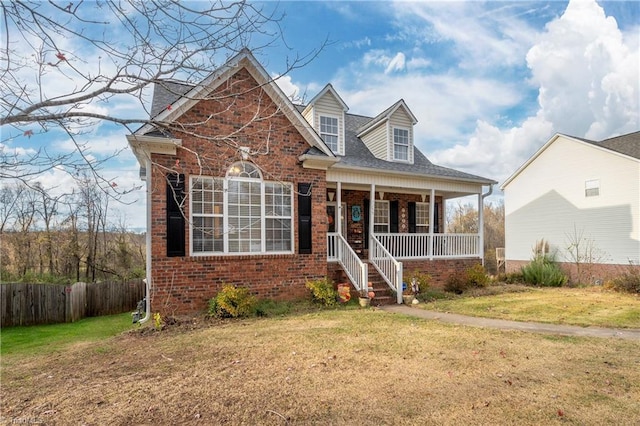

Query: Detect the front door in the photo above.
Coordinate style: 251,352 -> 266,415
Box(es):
327,202 -> 346,236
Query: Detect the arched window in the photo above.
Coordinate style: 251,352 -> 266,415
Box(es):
191,162 -> 292,255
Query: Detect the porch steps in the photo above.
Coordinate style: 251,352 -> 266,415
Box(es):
366,262 -> 396,306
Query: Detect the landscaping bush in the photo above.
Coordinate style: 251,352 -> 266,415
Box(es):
465,263 -> 490,288
305,277 -> 337,307
444,264 -> 489,294
208,285 -> 257,318
521,255 -> 567,287
606,265 -> 640,294
444,271 -> 468,294
406,270 -> 432,293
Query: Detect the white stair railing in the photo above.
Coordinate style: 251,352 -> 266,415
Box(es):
327,233 -> 368,294
370,235 -> 403,304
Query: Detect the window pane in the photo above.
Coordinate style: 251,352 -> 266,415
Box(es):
393,128 -> 409,160
374,201 -> 389,233
320,116 -> 339,152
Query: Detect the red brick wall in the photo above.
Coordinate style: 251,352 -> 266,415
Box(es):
148,66 -> 327,315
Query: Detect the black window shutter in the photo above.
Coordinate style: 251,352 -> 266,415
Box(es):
408,202 -> 416,233
434,202 -> 440,233
298,183 -> 312,254
390,200 -> 399,233
166,173 -> 186,257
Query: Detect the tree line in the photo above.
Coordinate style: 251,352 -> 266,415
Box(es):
0,178 -> 145,284
447,201 -> 505,275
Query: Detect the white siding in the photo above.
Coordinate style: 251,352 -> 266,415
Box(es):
327,169 -> 482,194
504,136 -> 640,265
312,92 -> 345,155
362,121 -> 389,160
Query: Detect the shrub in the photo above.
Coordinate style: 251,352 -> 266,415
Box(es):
607,265 -> 640,294
465,263 -> 490,288
208,285 -> 257,318
305,277 -> 337,307
406,270 -> 431,294
444,271 -> 468,294
521,255 -> 567,287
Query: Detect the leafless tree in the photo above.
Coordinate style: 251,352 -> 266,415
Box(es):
1,1 -> 324,193
447,201 -> 505,274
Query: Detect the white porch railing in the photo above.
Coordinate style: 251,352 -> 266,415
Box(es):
327,233 -> 368,294
375,233 -> 480,259
370,235 -> 403,304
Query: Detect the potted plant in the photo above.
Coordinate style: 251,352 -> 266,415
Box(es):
358,284 -> 375,307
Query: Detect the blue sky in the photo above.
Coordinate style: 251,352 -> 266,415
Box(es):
3,0 -> 639,230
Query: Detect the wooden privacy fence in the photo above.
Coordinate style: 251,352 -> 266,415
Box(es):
1,279 -> 144,327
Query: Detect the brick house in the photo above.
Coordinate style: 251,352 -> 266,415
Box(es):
127,49 -> 496,315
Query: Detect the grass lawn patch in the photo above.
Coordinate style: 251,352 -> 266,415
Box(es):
1,312 -> 136,357
422,286 -> 640,328
1,309 -> 639,425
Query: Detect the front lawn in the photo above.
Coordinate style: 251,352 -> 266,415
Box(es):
421,286 -> 640,328
0,312 -> 135,357
1,309 -> 639,425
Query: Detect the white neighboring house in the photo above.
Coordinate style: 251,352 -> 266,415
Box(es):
501,131 -> 640,282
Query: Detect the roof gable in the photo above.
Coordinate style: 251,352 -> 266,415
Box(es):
357,99 -> 417,137
501,131 -> 640,189
137,49 -> 335,158
302,83 -> 349,114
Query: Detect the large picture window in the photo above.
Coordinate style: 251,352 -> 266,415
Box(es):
191,162 -> 293,255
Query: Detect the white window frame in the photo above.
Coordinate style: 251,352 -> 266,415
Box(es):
190,162 -> 293,256
374,200 -> 389,233
393,127 -> 410,162
416,202 -> 429,233
320,115 -> 339,154
585,179 -> 600,197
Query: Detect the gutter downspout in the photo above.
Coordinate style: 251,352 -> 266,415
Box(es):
138,156 -> 153,324
479,184 -> 494,266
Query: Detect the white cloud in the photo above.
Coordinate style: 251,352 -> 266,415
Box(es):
430,0 -> 638,184
273,74 -> 301,102
384,52 -> 406,74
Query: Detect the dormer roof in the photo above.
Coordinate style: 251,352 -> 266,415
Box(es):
357,99 -> 418,137
302,83 -> 349,116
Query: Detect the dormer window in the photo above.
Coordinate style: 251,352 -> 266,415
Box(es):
320,115 -> 339,153
393,127 -> 410,161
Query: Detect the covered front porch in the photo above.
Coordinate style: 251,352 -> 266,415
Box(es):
325,179 -> 490,304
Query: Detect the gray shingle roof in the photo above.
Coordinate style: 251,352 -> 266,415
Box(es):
566,131 -> 640,160
296,104 -> 495,184
598,131 -> 640,159
150,80 -> 194,118
344,113 -> 494,183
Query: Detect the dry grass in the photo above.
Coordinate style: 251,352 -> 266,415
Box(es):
2,309 -> 640,425
424,286 -> 640,328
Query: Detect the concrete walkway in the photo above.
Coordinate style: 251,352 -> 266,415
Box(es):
380,305 -> 640,340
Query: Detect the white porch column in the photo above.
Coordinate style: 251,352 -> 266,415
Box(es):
369,184 -> 375,260
478,192 -> 484,265
336,181 -> 342,236
428,188 -> 435,259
